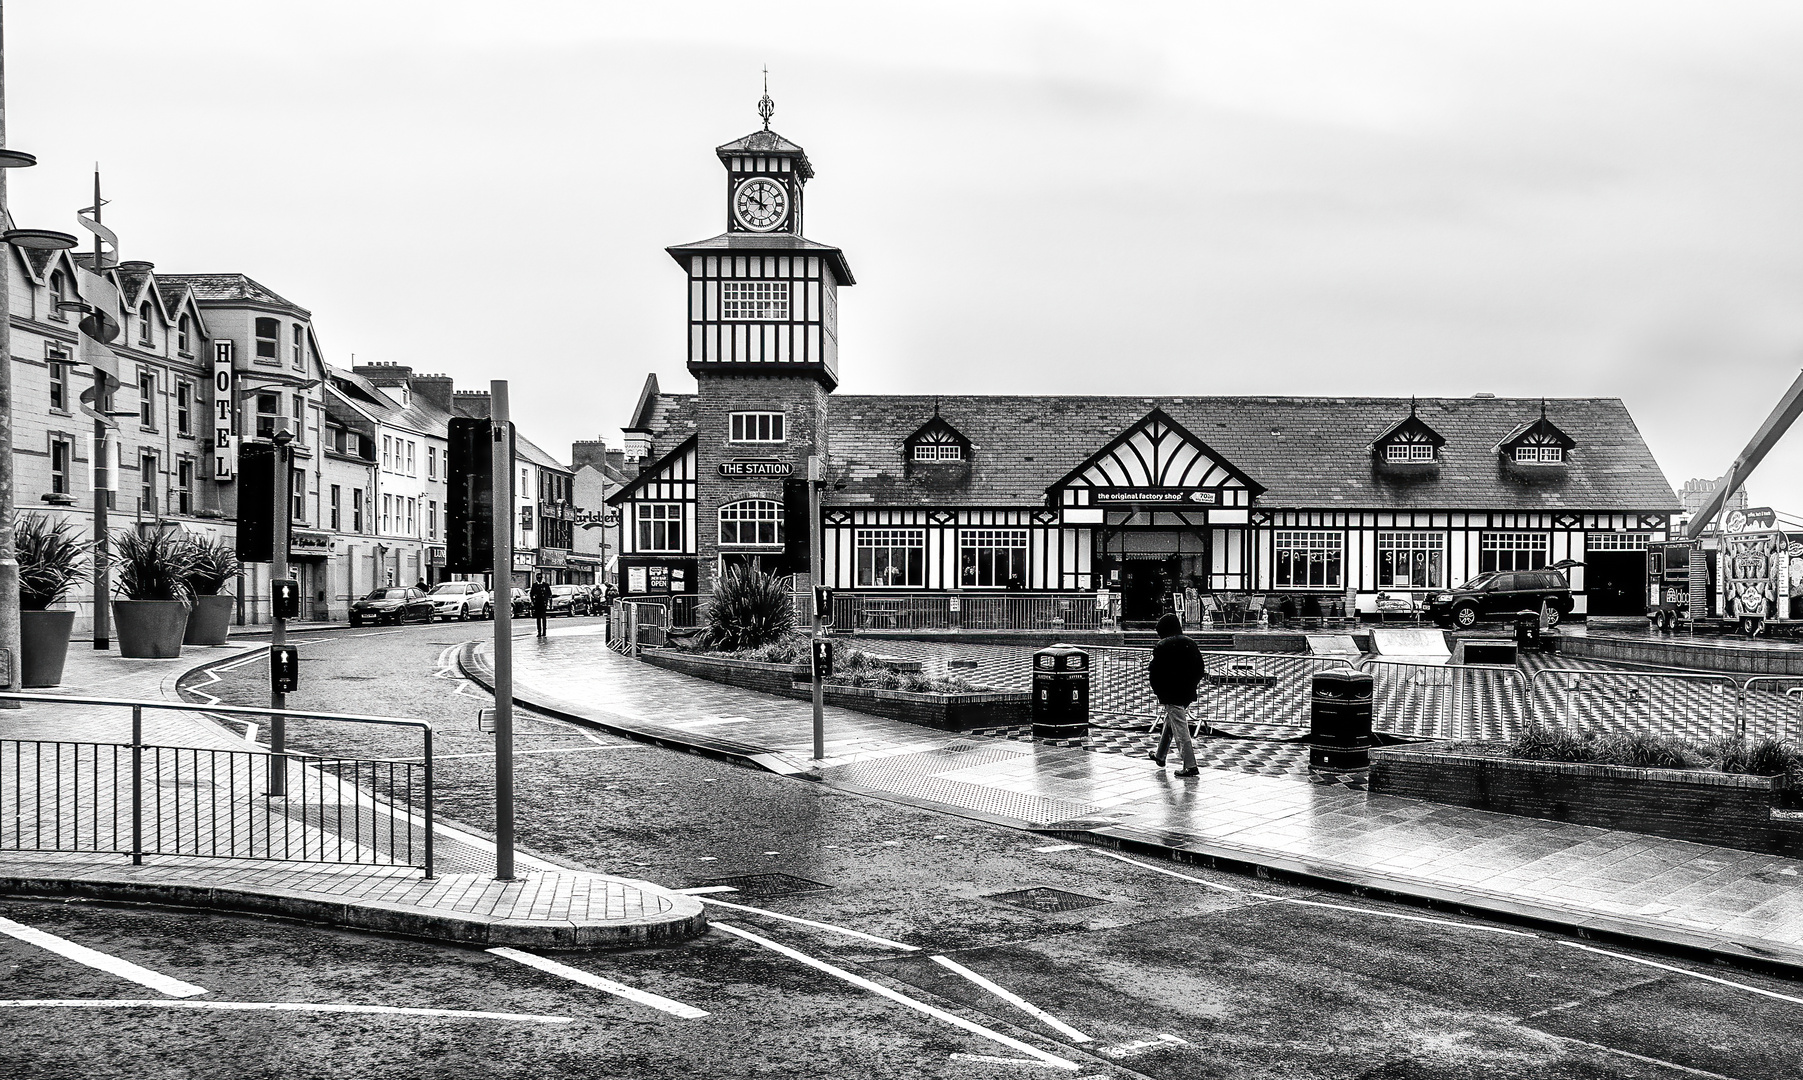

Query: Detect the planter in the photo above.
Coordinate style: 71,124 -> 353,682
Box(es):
112,599 -> 191,659
19,608 -> 76,688
183,593 -> 237,646
1370,742 -> 1802,857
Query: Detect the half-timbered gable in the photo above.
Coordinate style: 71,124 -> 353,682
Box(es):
1367,402 -> 1445,466
903,409 -> 971,465
1496,410 -> 1576,466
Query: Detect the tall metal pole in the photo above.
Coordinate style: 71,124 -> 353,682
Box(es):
490,380 -> 515,880
0,1 -> 19,705
268,438 -> 289,796
89,171 -> 108,649
809,454 -> 824,761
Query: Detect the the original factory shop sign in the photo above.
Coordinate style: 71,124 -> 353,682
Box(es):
719,459 -> 794,478
1091,488 -> 1217,505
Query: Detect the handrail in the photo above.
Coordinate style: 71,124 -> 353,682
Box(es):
0,692 -> 435,732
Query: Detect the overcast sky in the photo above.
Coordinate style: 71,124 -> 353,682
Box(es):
9,1 -> 1803,511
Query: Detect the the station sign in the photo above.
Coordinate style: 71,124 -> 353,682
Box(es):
1091,488 -> 1217,505
719,459 -> 793,478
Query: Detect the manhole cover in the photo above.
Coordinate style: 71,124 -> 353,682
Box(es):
942,742 -> 984,754
697,873 -> 831,899
983,887 -> 1108,913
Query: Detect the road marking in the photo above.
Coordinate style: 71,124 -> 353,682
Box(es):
1536,1030 -> 1741,1079
1033,844 -> 1082,853
949,1053 -> 1069,1068
0,915 -> 208,999
678,886 -> 739,895
1558,941 -> 1803,1006
487,948 -> 708,1019
1089,850 -> 1242,893
696,897 -> 919,952
714,923 -> 1078,1071
1099,1033 -> 1188,1059
930,955 -> 1091,1043
430,745 -> 648,761
347,631 -> 403,638
0,999 -> 570,1023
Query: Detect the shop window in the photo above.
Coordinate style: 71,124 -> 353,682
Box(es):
856,528 -> 925,588
175,380 -> 193,436
177,314 -> 192,356
255,317 -> 280,360
177,459 -> 194,515
138,370 -> 157,428
913,443 -> 962,462
636,503 -> 684,552
1377,531 -> 1444,589
721,280 -> 789,321
1273,530 -> 1343,589
959,529 -> 1027,587
729,412 -> 785,443
719,500 -> 783,546
1479,532 -> 1548,573
49,437 -> 72,494
1384,442 -> 1434,463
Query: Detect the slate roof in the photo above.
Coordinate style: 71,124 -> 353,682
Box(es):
665,232 -> 854,284
715,129 -> 813,178
325,365 -> 453,438
158,273 -> 308,315
515,432 -> 571,474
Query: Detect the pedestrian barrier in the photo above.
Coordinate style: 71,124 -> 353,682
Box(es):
1526,667 -> 1741,743
1357,658 -> 1530,741
608,600 -> 671,656
830,592 -> 1113,633
1732,676 -> 1803,744
1087,648 -> 1354,731
0,693 -> 434,876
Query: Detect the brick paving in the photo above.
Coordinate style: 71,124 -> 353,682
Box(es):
499,626 -> 1803,969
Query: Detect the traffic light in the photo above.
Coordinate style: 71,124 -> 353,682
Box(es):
781,476 -> 810,576
270,644 -> 300,693
447,416 -> 493,573
236,442 -> 276,562
272,579 -> 300,620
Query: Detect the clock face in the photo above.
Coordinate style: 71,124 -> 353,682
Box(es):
733,177 -> 789,232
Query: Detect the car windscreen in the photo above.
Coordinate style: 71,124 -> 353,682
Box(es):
1462,573 -> 1501,592
363,589 -> 410,600
429,584 -> 473,595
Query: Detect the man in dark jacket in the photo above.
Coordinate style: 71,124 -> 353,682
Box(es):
530,576 -> 553,637
1147,612 -> 1202,776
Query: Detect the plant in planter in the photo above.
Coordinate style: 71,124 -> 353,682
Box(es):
111,528 -> 195,659
181,535 -> 242,646
15,513 -> 90,687
700,566 -> 795,652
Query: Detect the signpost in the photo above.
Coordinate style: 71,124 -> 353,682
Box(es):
809,455 -> 825,761
490,381 -> 516,881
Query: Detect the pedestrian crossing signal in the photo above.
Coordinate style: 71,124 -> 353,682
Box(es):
270,644 -> 300,693
272,578 -> 300,620
811,639 -> 833,679
447,416 -> 496,574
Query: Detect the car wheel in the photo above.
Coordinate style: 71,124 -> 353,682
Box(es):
1544,605 -> 1563,628
1452,603 -> 1479,629
349,616 -> 361,628
483,604 -> 493,620
459,605 -> 471,621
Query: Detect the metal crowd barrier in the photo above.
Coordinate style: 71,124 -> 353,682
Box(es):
830,592 -> 1113,633
1086,648 -> 1355,730
0,693 -> 434,876
1526,667 -> 1741,743
1357,658 -> 1531,742
1740,676 -> 1803,744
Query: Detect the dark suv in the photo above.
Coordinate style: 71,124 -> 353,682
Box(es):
1428,570 -> 1573,629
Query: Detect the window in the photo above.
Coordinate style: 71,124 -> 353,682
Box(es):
1273,530 -> 1343,589
427,500 -> 437,540
352,488 -> 364,532
176,459 -> 194,515
255,317 -> 280,360
1513,445 -> 1563,463
48,356 -> 67,412
177,314 -> 192,356
291,324 -> 304,369
1587,532 -> 1652,551
292,395 -> 306,445
1377,531 -> 1445,589
855,528 -> 926,588
913,443 -> 963,462
382,494 -> 392,533
427,446 -> 437,480
729,412 -> 785,443
719,500 -> 783,546
520,507 -> 534,533
1384,442 -> 1434,463
138,370 -> 156,427
382,436 -> 392,470
290,468 -> 305,523
139,452 -> 158,513
635,503 -> 684,552
721,280 -> 789,320
405,441 -> 415,475
407,498 -> 416,536
138,302 -> 154,347
255,392 -> 282,440
329,485 -> 341,530
959,529 -> 1028,587
48,271 -> 68,321
50,437 -> 72,494
175,381 -> 193,436
1479,532 -> 1548,573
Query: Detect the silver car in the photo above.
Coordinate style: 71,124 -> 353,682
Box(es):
426,581 -> 491,621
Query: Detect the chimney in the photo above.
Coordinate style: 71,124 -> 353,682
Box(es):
354,361 -> 414,387
412,373 -> 454,413
571,438 -> 610,471
606,448 -> 624,475
452,390 -> 491,419
621,431 -> 653,474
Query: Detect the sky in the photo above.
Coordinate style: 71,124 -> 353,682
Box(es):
8,1 -> 1803,510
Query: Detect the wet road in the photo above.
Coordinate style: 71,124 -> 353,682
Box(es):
4,618 -> 1796,1079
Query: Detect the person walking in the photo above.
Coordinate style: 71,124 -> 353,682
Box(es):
530,575 -> 553,638
1147,612 -> 1202,777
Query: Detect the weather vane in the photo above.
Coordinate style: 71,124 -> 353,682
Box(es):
757,66 -> 775,131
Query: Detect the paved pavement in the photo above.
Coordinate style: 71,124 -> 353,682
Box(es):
0,639 -> 704,948
478,626 -> 1803,972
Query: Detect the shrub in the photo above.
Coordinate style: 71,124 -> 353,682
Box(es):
112,529 -> 195,603
15,513 -> 90,610
182,535 -> 242,597
700,566 -> 795,652
1508,723 -> 1596,763
1707,736 -> 1803,777
1598,732 -> 1705,770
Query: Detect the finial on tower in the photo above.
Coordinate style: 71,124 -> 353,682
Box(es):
757,67 -> 775,131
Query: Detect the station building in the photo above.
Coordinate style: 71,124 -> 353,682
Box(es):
610,102 -> 1682,622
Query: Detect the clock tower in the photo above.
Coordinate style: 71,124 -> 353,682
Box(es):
668,85 -> 854,595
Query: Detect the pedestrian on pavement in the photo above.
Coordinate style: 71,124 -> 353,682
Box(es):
530,575 -> 553,637
1147,612 -> 1202,777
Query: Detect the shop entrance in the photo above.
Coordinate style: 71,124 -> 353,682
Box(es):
1585,551 -> 1647,616
1120,558 -> 1179,622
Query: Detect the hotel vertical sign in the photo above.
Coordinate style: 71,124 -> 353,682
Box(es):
212,340 -> 236,480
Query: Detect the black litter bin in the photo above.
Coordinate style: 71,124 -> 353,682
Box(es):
1309,670 -> 1374,770
1032,644 -> 1089,741
1514,610 -> 1542,651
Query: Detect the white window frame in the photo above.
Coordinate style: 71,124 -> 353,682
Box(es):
1480,531 -> 1549,573
1376,531 -> 1446,589
635,503 -> 685,552
1384,442 -> 1434,463
721,280 -> 789,321
958,529 -> 1028,588
719,499 -> 784,547
913,443 -> 963,462
1272,530 -> 1344,589
729,412 -> 786,443
1513,444 -> 1563,463
1586,532 -> 1652,551
855,528 -> 926,588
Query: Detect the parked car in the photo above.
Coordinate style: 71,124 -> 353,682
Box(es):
426,581 -> 490,621
349,587 -> 434,627
547,584 -> 590,616
481,588 -> 532,620
1428,570 -> 1573,629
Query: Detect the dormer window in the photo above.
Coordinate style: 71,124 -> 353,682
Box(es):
1497,406 -> 1575,466
1385,442 -> 1434,463
913,443 -> 962,462
903,406 -> 971,466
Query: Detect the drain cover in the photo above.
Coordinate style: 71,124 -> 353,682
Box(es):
983,887 -> 1108,913
697,872 -> 831,899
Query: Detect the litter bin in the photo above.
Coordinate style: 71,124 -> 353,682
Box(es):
1309,670 -> 1374,770
1514,610 -> 1541,651
1032,644 -> 1089,741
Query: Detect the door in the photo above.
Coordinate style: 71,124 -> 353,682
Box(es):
1586,552 -> 1648,616
1121,562 -> 1173,622
1480,573 -> 1521,619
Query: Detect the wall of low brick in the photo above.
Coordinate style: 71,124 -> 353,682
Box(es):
1552,633 -> 1803,676
641,650 -> 1032,731
1370,744 -> 1801,857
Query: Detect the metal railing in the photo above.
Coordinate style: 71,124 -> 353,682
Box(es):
1358,658 -> 1531,741
0,693 -> 434,876
1526,667 -> 1742,743
1740,676 -> 1803,744
831,592 -> 1116,633
608,600 -> 672,656
1086,648 -> 1355,731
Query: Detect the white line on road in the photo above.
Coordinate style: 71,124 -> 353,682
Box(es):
430,745 -> 650,761
1538,1030 -> 1742,1080
1558,941 -> 1803,1006
0,915 -> 208,999
487,948 -> 708,1019
696,896 -> 919,952
347,631 -> 403,638
0,999 -> 570,1023
713,923 -> 1078,1072
930,955 -> 1091,1043
1088,850 -> 1242,893
949,1053 -> 1070,1069
1033,845 -> 1083,853
678,886 -> 739,895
